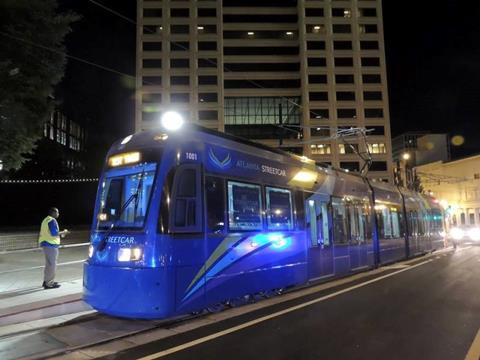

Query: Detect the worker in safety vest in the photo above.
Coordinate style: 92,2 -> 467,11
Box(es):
38,207 -> 69,289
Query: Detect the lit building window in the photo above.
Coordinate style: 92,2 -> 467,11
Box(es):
224,97 -> 301,125
368,143 -> 386,154
339,143 -> 358,154
311,144 -> 331,155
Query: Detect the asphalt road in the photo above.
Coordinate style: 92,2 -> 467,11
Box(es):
111,246 -> 480,360
0,245 -> 87,292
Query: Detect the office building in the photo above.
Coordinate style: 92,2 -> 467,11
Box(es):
136,0 -> 392,181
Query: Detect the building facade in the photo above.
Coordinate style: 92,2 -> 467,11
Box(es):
136,0 -> 393,181
15,110 -> 87,178
392,132 -> 450,166
416,155 -> 480,227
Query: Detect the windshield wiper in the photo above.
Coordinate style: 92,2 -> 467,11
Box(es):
97,169 -> 146,252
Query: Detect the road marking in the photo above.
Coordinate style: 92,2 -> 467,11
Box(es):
383,264 -> 410,269
465,328 -> 480,360
137,259 -> 433,360
0,260 -> 85,275
0,242 -> 89,255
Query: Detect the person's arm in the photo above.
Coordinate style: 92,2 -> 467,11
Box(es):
48,219 -> 59,237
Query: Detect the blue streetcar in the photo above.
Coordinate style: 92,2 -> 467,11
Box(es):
83,124 -> 445,319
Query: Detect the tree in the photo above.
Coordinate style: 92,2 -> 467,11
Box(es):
0,0 -> 77,171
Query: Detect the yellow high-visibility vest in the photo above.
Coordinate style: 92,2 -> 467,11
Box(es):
38,216 -> 60,246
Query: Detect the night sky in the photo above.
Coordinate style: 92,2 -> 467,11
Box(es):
57,0 -> 480,167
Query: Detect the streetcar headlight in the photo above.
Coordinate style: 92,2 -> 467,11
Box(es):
118,247 -> 143,261
450,227 -> 464,240
468,228 -> 480,241
88,244 -> 94,258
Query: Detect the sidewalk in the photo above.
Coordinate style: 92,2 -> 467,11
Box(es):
0,228 -> 90,251
0,279 -> 84,319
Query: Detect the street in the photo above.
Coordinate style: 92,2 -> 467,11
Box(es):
107,246 -> 480,360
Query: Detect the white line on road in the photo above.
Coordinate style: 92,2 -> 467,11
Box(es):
0,260 -> 85,275
137,259 -> 434,360
0,242 -> 89,255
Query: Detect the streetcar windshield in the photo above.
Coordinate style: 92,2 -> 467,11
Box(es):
96,162 -> 157,230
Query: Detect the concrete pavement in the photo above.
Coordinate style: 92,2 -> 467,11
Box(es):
0,245 -> 87,293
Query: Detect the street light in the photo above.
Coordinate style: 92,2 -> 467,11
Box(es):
161,111 -> 184,131
402,152 -> 411,160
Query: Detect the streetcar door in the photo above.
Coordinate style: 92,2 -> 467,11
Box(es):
306,195 -> 334,281
347,200 -> 369,270
170,164 -> 206,313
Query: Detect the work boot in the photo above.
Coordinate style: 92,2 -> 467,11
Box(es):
43,282 -> 61,289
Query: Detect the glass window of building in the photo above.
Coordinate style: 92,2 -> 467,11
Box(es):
361,57 -> 380,67
364,91 -> 383,101
362,74 -> 381,84
334,57 -> 354,67
143,8 -> 162,17
306,24 -> 326,34
365,108 -> 384,118
336,91 -> 355,101
310,92 -> 328,101
335,74 -> 354,84
171,42 -> 189,51
310,108 -> 329,119
198,58 -> 218,68
170,59 -> 189,68
332,24 -> 351,34
339,143 -> 358,154
360,8 -> 377,17
308,74 -> 327,84
311,144 -> 331,155
334,41 -> 353,50
305,8 -> 324,17
143,42 -> 162,51
337,108 -> 356,118
143,59 -> 162,68
171,93 -> 189,103
199,93 -> 218,103
367,143 -> 386,154
171,8 -> 189,17
311,127 -> 330,137
308,58 -> 327,67
340,161 -> 360,172
171,25 -> 189,34
224,97 -> 301,125
171,76 -> 189,85
360,41 -> 379,50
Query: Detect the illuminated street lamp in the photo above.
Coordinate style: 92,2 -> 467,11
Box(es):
402,152 -> 411,161
161,111 -> 184,131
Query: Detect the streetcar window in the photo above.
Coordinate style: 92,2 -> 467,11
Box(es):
294,191 -> 305,230
375,204 -> 403,239
306,198 -> 331,247
227,181 -> 263,231
332,197 -> 348,244
97,163 -> 157,229
347,200 -> 369,244
105,178 -> 123,217
170,165 -> 202,232
266,187 -> 293,231
206,176 -> 226,233
306,199 -> 318,246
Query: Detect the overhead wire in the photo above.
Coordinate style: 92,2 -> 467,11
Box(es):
0,31 -> 137,80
